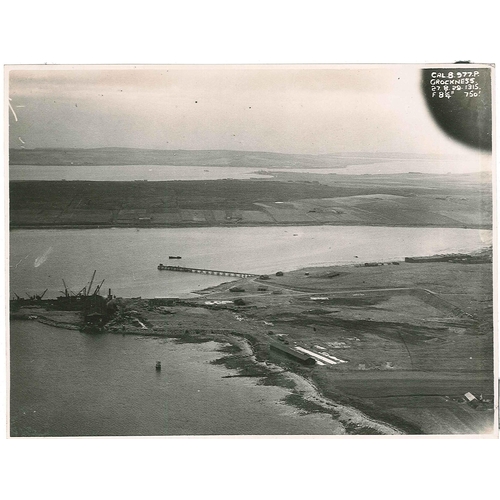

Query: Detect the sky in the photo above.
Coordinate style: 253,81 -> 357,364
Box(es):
6,65 -> 491,163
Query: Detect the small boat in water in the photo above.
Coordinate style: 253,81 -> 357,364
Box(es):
156,361 -> 161,370
169,256 -> 182,259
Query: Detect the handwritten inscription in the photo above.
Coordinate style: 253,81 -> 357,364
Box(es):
428,70 -> 484,99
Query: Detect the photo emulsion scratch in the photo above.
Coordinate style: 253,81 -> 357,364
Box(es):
7,64 -> 496,437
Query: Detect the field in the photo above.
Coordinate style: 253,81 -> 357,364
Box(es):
10,171 -> 492,229
190,259 -> 494,434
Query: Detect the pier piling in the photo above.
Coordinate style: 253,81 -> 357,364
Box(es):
157,264 -> 257,278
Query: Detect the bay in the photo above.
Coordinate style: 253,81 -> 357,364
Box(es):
10,159 -> 485,181
10,321 -> 344,436
9,164 -> 273,181
10,226 -> 491,299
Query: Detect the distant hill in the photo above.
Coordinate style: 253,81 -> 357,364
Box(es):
9,148 -> 457,168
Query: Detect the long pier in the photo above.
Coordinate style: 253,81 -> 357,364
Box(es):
157,264 -> 257,278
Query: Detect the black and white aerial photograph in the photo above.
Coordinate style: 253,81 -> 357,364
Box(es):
6,63 -> 496,437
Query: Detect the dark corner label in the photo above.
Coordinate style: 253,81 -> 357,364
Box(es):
421,67 -> 492,151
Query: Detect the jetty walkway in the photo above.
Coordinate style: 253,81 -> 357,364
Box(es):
157,264 -> 257,278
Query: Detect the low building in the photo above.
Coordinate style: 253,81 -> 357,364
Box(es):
464,392 -> 481,408
270,343 -> 316,366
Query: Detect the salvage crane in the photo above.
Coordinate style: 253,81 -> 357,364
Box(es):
57,271 -> 105,302
25,289 -> 48,301
87,270 -> 97,296
93,279 -> 105,296
60,279 -> 70,298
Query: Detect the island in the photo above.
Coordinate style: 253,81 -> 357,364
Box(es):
9,172 -> 492,230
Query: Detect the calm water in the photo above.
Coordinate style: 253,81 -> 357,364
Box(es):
10,226 -> 492,298
266,158 -> 484,175
9,164 -> 273,181
10,321 -> 344,436
10,159 -> 486,181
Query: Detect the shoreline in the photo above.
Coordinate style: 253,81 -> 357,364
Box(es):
216,334 -> 403,435
10,315 -> 404,435
9,221 -> 492,231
